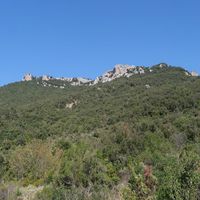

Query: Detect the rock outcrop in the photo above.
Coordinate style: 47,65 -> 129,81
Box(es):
22,64 -> 147,87
191,71 -> 199,77
23,74 -> 34,81
55,77 -> 92,86
93,64 -> 145,84
66,100 -> 78,109
70,78 -> 92,86
22,63 -> 198,88
158,63 -> 169,68
42,75 -> 53,81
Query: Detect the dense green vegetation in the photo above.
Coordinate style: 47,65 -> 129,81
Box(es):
0,64 -> 200,199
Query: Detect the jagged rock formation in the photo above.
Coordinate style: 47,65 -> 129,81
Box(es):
42,75 -> 53,81
69,78 -> 92,86
22,64 -> 198,88
22,64 -> 147,86
23,73 -> 34,81
191,71 -> 199,77
93,64 -> 145,84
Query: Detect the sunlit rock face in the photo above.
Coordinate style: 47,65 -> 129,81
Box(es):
42,75 -> 53,81
93,64 -> 146,84
191,71 -> 199,77
23,74 -> 34,81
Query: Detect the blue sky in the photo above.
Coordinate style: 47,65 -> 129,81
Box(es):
0,0 -> 200,86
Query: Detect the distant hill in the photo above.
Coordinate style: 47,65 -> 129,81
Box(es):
0,64 -> 200,200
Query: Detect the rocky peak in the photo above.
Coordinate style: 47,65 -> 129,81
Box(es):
191,71 -> 199,77
23,73 -> 34,81
113,64 -> 133,75
93,64 -> 145,84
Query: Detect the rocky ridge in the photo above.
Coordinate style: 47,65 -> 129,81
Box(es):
23,64 -> 149,87
93,64 -> 146,84
23,64 -> 198,88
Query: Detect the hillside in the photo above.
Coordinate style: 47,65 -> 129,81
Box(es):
0,64 -> 200,200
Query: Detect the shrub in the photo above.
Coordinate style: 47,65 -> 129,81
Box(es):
9,140 -> 62,184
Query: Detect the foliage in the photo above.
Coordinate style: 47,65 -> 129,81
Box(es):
0,64 -> 200,199
9,140 -> 61,185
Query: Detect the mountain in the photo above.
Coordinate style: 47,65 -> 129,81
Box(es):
0,64 -> 200,200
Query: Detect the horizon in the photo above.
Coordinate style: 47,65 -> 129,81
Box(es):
0,0 -> 200,86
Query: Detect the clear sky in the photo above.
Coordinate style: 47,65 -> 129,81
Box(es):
0,0 -> 200,86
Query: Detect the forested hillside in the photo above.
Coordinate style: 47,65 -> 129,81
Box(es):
0,64 -> 200,200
